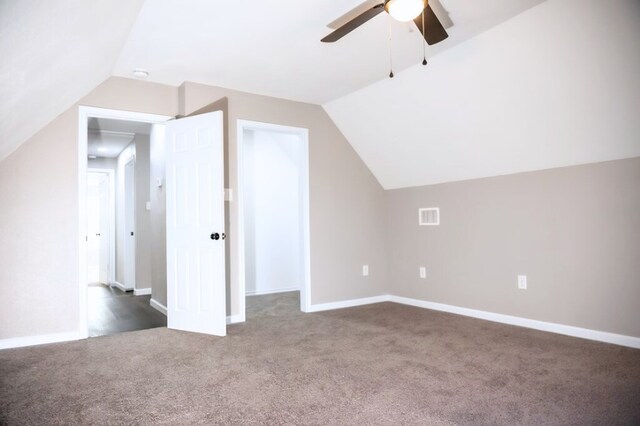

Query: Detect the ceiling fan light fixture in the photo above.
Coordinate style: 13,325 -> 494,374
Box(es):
384,0 -> 425,22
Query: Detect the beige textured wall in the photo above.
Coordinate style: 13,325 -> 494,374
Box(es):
0,76 -> 387,339
133,135 -> 151,291
149,125 -> 167,305
0,78 -> 177,339
180,82 -> 389,317
387,158 -> 640,337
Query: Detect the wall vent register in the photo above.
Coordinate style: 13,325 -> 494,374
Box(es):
419,207 -> 439,226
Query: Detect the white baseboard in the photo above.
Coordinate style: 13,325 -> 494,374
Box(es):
227,314 -> 244,324
246,286 -> 299,296
150,298 -> 167,315
112,281 -> 130,292
0,331 -> 82,350
150,298 -> 244,326
134,288 -> 152,296
389,295 -> 640,349
306,295 -> 391,313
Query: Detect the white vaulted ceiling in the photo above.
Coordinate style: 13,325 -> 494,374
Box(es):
1,0 -> 544,162
2,0 -> 638,189
0,0 -> 146,162
112,0 -> 544,104
325,0 -> 640,189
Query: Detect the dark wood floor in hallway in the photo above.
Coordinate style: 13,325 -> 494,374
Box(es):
88,284 -> 166,337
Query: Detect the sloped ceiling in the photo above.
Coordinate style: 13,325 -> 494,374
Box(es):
112,0 -> 543,105
0,0 -> 145,161
3,0 -> 637,189
1,0 -> 544,164
325,0 -> 640,189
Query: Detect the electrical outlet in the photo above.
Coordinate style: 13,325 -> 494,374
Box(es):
518,275 -> 527,290
362,265 -> 369,277
419,267 -> 426,279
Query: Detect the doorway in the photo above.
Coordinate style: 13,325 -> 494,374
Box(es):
79,106 -> 228,339
237,120 -> 311,320
79,108 -> 172,338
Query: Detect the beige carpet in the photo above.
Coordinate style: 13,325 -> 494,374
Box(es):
1,292 -> 639,425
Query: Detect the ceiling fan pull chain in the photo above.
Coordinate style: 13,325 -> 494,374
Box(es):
421,8 -> 428,66
388,16 -> 394,78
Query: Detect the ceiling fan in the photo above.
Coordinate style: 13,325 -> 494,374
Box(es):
321,0 -> 448,46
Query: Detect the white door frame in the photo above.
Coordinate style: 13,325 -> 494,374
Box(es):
78,106 -> 172,339
236,119 -> 312,318
87,168 -> 115,286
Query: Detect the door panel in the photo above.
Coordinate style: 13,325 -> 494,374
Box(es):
165,111 -> 226,336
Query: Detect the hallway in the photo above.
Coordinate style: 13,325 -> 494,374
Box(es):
88,284 -> 166,337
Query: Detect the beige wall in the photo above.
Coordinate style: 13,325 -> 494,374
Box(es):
133,135 -> 152,291
0,78 -> 177,339
387,158 -> 640,337
180,82 -> 389,317
149,125 -> 167,305
0,76 -> 388,339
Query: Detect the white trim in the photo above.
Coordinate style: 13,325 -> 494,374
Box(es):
236,120 -> 312,319
306,295 -> 391,313
389,296 -> 640,349
0,331 -> 82,350
303,293 -> 640,348
150,298 -> 167,315
79,106 -> 172,339
134,288 -> 152,296
246,286 -> 300,296
227,314 -> 244,325
151,299 -> 242,325
112,281 -> 128,292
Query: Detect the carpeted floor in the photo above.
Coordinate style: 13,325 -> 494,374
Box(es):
1,292 -> 639,425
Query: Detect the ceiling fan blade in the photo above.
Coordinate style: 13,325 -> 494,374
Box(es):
413,3 -> 449,45
321,3 -> 385,43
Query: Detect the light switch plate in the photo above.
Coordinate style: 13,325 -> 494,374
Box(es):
419,267 -> 426,279
362,265 -> 369,276
146,201 -> 151,211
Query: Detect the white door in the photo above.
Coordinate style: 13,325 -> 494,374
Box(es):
165,111 -> 226,336
87,172 -> 110,284
97,174 -> 110,284
86,174 -> 102,283
124,159 -> 136,290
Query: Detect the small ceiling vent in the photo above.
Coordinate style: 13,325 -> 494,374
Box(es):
419,207 -> 439,226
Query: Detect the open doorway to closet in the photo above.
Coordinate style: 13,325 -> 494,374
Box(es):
237,120 -> 311,321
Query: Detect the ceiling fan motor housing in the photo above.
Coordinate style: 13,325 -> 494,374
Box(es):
384,0 -> 426,22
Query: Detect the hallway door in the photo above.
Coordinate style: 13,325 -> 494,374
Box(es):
87,172 -> 110,284
123,159 -> 136,289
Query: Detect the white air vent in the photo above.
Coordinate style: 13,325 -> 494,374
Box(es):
419,207 -> 439,226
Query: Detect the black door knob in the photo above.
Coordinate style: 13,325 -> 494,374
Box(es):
211,233 -> 220,240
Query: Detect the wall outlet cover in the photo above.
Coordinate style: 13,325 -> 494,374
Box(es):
362,265 -> 369,276
518,275 -> 527,290
419,267 -> 426,279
